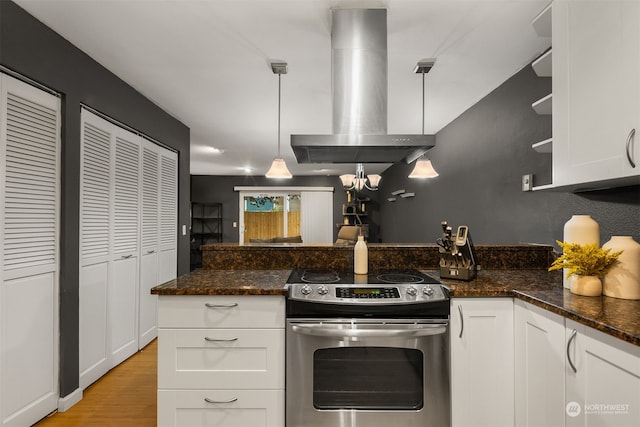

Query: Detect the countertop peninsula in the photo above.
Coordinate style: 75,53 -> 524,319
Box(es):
152,267 -> 640,347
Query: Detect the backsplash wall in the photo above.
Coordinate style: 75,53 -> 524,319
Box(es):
378,65 -> 639,246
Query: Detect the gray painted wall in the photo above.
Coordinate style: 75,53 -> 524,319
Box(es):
378,65 -> 639,245
1,1 -> 191,397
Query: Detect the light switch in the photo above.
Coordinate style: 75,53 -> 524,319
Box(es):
232,221 -> 238,228
182,225 -> 187,235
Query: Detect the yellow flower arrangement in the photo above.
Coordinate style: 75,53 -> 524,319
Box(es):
549,241 -> 623,278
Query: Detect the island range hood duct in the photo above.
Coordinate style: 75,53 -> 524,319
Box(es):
291,8 -> 435,164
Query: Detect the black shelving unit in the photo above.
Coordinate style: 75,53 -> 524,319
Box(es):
339,191 -> 370,238
190,202 -> 222,270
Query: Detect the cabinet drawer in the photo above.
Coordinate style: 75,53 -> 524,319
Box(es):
158,328 -> 284,389
158,389 -> 284,427
158,295 -> 285,328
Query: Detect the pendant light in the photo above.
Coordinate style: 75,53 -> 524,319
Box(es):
409,59 -> 439,179
266,61 -> 292,179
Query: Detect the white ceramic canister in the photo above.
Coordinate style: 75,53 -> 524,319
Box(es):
354,235 -> 368,275
602,236 -> 640,300
562,215 -> 599,289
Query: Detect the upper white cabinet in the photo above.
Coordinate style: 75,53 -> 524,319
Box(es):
553,0 -> 640,190
450,298 -> 514,427
1,73 -> 61,426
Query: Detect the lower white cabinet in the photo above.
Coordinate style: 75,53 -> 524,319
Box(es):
565,319 -> 640,427
157,295 -> 285,427
515,300 -> 640,427
450,298 -> 514,427
514,300 -> 566,427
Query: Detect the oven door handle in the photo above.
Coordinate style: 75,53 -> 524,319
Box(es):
290,323 -> 448,338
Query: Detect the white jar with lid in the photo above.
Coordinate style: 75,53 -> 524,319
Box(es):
562,215 -> 599,288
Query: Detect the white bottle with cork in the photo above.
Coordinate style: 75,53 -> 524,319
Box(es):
354,234 -> 368,275
562,215 -> 599,288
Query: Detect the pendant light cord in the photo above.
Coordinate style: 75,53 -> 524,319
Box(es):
422,69 -> 425,135
277,73 -> 282,157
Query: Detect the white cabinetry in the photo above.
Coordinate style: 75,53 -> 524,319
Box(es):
553,0 -> 640,189
450,298 -> 514,427
515,300 -> 640,427
157,295 -> 285,427
79,109 -> 177,389
565,319 -> 640,427
0,73 -> 61,427
514,300 -> 566,427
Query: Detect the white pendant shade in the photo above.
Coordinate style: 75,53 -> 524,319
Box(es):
265,157 -> 292,179
408,158 -> 439,178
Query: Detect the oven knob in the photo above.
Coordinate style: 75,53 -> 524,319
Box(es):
300,285 -> 312,296
422,286 -> 434,296
406,286 -> 418,297
318,285 -> 329,295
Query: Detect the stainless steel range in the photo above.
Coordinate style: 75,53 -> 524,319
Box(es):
286,269 -> 451,427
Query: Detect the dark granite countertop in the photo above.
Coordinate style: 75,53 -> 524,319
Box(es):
437,269 -> 640,346
151,268 -> 640,346
151,269 -> 290,296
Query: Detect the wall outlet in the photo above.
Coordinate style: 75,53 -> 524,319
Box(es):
522,174 -> 533,192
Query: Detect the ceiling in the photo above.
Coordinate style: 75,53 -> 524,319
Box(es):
14,0 -> 551,176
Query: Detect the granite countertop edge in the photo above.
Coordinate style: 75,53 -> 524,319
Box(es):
152,269 -> 640,347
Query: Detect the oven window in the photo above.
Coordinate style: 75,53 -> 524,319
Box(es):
313,347 -> 423,410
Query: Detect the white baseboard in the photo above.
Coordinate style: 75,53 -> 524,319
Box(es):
58,388 -> 83,412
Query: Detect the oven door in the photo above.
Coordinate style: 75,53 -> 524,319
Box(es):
286,318 -> 450,427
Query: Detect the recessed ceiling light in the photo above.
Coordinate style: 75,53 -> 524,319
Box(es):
207,146 -> 224,154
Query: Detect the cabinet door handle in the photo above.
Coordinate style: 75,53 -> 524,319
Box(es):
204,397 -> 238,404
120,254 -> 133,260
458,305 -> 464,338
567,329 -> 578,373
626,128 -> 636,168
204,336 -> 238,342
146,250 -> 156,254
205,303 -> 238,309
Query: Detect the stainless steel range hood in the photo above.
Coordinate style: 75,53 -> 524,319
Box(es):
291,8 -> 435,164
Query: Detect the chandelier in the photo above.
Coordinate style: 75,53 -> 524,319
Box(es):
339,163 -> 381,191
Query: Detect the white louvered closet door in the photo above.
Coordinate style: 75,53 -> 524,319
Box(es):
109,127 -> 140,367
139,140 -> 159,348
158,148 -> 177,283
79,110 -> 113,389
0,74 -> 60,427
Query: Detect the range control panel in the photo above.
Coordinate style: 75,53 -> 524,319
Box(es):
288,283 -> 448,305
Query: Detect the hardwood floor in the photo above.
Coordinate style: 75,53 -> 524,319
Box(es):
34,340 -> 157,427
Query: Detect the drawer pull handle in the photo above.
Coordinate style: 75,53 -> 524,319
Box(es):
204,397 -> 238,404
567,329 -> 578,373
626,128 -> 636,168
205,303 -> 238,308
204,336 -> 238,342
